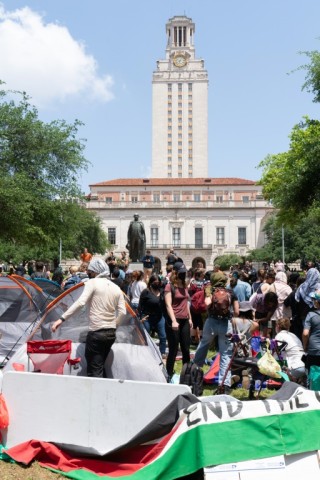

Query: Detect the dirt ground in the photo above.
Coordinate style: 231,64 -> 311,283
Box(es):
0,461 -> 65,479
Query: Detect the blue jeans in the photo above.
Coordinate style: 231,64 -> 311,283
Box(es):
143,316 -> 167,355
194,315 -> 233,387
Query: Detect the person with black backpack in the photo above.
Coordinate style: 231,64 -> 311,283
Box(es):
193,271 -> 239,394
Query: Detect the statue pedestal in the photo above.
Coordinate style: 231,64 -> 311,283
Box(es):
129,262 -> 144,271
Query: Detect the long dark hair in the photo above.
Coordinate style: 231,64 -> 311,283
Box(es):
170,270 -> 187,288
147,274 -> 162,289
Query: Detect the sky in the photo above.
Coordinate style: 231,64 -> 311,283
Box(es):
1,0 -> 320,194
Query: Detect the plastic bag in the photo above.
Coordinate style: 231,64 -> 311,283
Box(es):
0,394 -> 9,429
257,347 -> 282,379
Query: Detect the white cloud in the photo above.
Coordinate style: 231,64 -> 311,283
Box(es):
0,5 -> 114,106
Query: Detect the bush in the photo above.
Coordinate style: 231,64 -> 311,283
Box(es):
214,254 -> 243,271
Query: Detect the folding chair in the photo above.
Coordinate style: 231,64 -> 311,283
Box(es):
27,340 -> 80,374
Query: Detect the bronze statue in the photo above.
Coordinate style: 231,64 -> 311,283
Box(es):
126,213 -> 146,262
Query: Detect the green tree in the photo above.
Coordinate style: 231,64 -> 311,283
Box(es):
258,117 -> 320,223
0,84 -> 109,264
214,254 -> 243,271
300,49 -> 320,103
249,211 -> 320,264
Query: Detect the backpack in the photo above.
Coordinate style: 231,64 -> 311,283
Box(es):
211,287 -> 231,317
179,362 -> 204,396
63,275 -> 81,291
190,289 -> 207,315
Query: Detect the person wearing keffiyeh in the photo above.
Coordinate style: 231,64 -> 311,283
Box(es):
51,258 -> 126,378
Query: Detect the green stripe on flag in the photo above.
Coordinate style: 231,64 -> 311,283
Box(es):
44,409 -> 320,480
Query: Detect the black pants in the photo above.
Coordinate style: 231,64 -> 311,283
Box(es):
85,329 -> 116,378
165,318 -> 190,377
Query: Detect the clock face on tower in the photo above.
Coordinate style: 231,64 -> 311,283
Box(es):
173,54 -> 187,68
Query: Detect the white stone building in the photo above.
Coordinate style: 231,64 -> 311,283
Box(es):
87,178 -> 272,271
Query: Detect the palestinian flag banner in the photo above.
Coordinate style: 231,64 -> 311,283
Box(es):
2,383 -> 320,479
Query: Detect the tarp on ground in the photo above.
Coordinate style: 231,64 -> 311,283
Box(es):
1,383 -> 320,479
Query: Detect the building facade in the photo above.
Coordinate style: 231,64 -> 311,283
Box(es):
87,178 -> 272,271
86,16 -> 272,270
152,16 -> 208,178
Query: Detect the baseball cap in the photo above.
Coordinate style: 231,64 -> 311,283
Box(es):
310,290 -> 320,301
173,261 -> 187,273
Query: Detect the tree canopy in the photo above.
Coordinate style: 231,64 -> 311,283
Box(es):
0,84 -> 109,264
258,117 -> 320,224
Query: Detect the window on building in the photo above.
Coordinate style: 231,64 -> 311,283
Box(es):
168,125 -> 172,130
107,228 -> 116,245
168,149 -> 172,154
178,94 -> 182,100
188,110 -> 192,115
178,110 -> 182,115
242,196 -> 250,203
105,197 -> 112,204
178,83 -> 182,91
168,172 -> 172,178
173,193 -> 180,202
188,133 -> 192,138
216,227 -> 225,245
178,164 -> 182,170
178,149 -> 182,154
168,84 -> 172,92
195,227 -> 203,248
194,193 -> 201,202
189,141 -> 192,146
188,83 -> 192,91
131,196 -> 138,203
216,195 -> 223,203
178,133 -> 182,139
168,141 -> 172,146
238,227 -> 247,245
151,227 -> 159,247
168,133 -> 172,139
178,102 -> 182,108
178,125 -> 182,130
172,227 -> 181,247
178,173 -> 182,177
168,94 -> 172,100
188,94 -> 192,100
188,172 -> 193,178
178,141 -> 182,146
153,194 -> 160,203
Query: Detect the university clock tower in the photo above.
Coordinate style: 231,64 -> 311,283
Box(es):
151,16 -> 208,178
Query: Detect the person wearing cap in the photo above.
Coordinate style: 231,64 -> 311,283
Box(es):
164,261 -> 192,379
302,289 -> 320,374
51,258 -> 126,378
193,271 -> 239,393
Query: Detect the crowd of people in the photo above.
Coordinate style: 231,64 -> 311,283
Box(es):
2,248 -> 320,392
